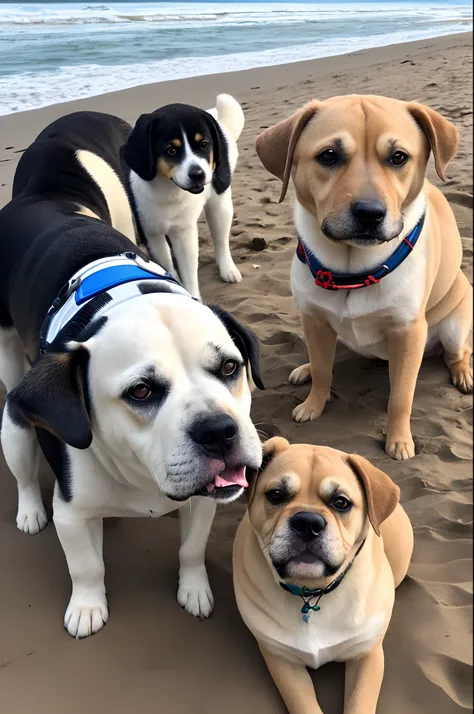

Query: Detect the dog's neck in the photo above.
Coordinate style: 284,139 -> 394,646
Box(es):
294,189 -> 426,276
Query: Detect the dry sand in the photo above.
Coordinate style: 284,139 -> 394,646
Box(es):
0,33 -> 472,714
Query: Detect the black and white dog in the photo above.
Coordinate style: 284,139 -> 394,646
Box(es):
0,115 -> 263,639
125,93 -> 245,299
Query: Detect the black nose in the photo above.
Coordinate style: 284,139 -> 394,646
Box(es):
188,166 -> 205,182
351,200 -> 387,225
290,511 -> 327,542
189,414 -> 238,457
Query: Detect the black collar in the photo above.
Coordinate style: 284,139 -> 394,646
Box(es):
280,539 -> 366,622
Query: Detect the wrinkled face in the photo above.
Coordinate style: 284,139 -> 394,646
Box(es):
249,445 -> 368,583
85,295 -> 262,503
292,97 -> 430,246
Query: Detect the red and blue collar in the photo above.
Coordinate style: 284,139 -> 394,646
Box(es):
296,213 -> 425,291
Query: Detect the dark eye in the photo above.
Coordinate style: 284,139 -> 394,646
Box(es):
266,489 -> 287,505
317,148 -> 338,166
200,139 -> 210,150
127,383 -> 152,401
166,146 -> 177,157
221,359 -> 238,377
332,496 -> 352,512
390,150 -> 409,166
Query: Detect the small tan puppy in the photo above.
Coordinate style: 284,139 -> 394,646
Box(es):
233,437 -> 413,714
256,95 -> 472,460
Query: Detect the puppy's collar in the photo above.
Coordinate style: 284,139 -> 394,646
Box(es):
40,252 -> 191,354
280,539 -> 366,623
296,213 -> 425,290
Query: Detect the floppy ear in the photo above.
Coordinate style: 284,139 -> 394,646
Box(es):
7,347 -> 92,449
206,114 -> 231,194
256,100 -> 320,202
406,102 -> 459,182
123,113 -> 161,181
208,305 -> 264,390
347,454 -> 400,537
246,436 -> 290,503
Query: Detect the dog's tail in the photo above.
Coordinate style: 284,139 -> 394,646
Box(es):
214,94 -> 245,142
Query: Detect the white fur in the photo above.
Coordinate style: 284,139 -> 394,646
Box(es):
0,294 -> 261,638
75,149 -> 136,243
292,191 -> 428,360
130,94 -> 244,300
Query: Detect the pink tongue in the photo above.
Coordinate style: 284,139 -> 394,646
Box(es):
215,466 -> 248,489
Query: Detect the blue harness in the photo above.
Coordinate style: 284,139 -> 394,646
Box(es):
296,214 -> 425,290
40,252 -> 191,353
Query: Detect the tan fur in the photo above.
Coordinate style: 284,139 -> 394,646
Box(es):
194,133 -> 203,143
75,150 -> 136,243
171,138 -> 182,147
256,95 -> 472,460
234,439 -> 414,714
157,157 -> 176,179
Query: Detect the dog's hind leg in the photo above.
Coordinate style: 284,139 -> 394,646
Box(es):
53,490 -> 108,638
438,272 -> 473,394
205,189 -> 242,285
177,496 -> 216,619
0,326 -> 46,535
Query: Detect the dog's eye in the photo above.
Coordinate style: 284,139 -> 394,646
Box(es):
200,140 -> 210,150
221,359 -> 238,377
317,149 -> 338,166
266,489 -> 287,505
166,146 -> 177,157
390,151 -> 409,167
332,496 -> 352,511
127,383 -> 152,401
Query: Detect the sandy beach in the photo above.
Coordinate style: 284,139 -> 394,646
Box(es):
0,33 -> 472,714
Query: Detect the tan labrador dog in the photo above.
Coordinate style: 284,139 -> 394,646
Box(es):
256,95 -> 472,460
233,437 -> 413,714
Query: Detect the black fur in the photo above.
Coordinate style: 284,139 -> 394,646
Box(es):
208,305 -> 264,390
123,104 -> 231,194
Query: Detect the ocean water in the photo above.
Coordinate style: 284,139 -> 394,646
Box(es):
0,1 -> 472,115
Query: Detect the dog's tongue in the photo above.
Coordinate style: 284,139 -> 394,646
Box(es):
215,465 -> 248,489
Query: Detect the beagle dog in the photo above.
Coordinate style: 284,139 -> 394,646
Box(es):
256,95 -> 472,460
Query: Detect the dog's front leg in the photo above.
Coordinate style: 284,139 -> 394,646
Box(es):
177,496 -> 216,619
53,489 -> 108,639
343,644 -> 384,714
205,189 -> 242,285
291,313 -> 337,423
385,317 -> 428,460
259,644 -> 324,714
168,225 -> 201,300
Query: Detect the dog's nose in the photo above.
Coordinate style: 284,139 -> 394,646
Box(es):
188,166 -> 205,182
351,200 -> 387,225
189,414 -> 238,456
290,512 -> 327,542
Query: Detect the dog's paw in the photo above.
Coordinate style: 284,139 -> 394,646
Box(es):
64,593 -> 109,639
451,364 -> 473,394
219,263 -> 242,284
178,566 -> 214,620
16,505 -> 48,535
289,363 -> 312,385
292,394 -> 327,423
385,436 -> 415,461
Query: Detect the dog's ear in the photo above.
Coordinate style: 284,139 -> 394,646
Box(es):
205,114 -> 231,194
256,100 -> 320,202
124,113 -> 161,181
407,102 -> 459,182
347,454 -> 400,537
7,346 -> 92,449
208,305 -> 264,390
246,437 -> 290,503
